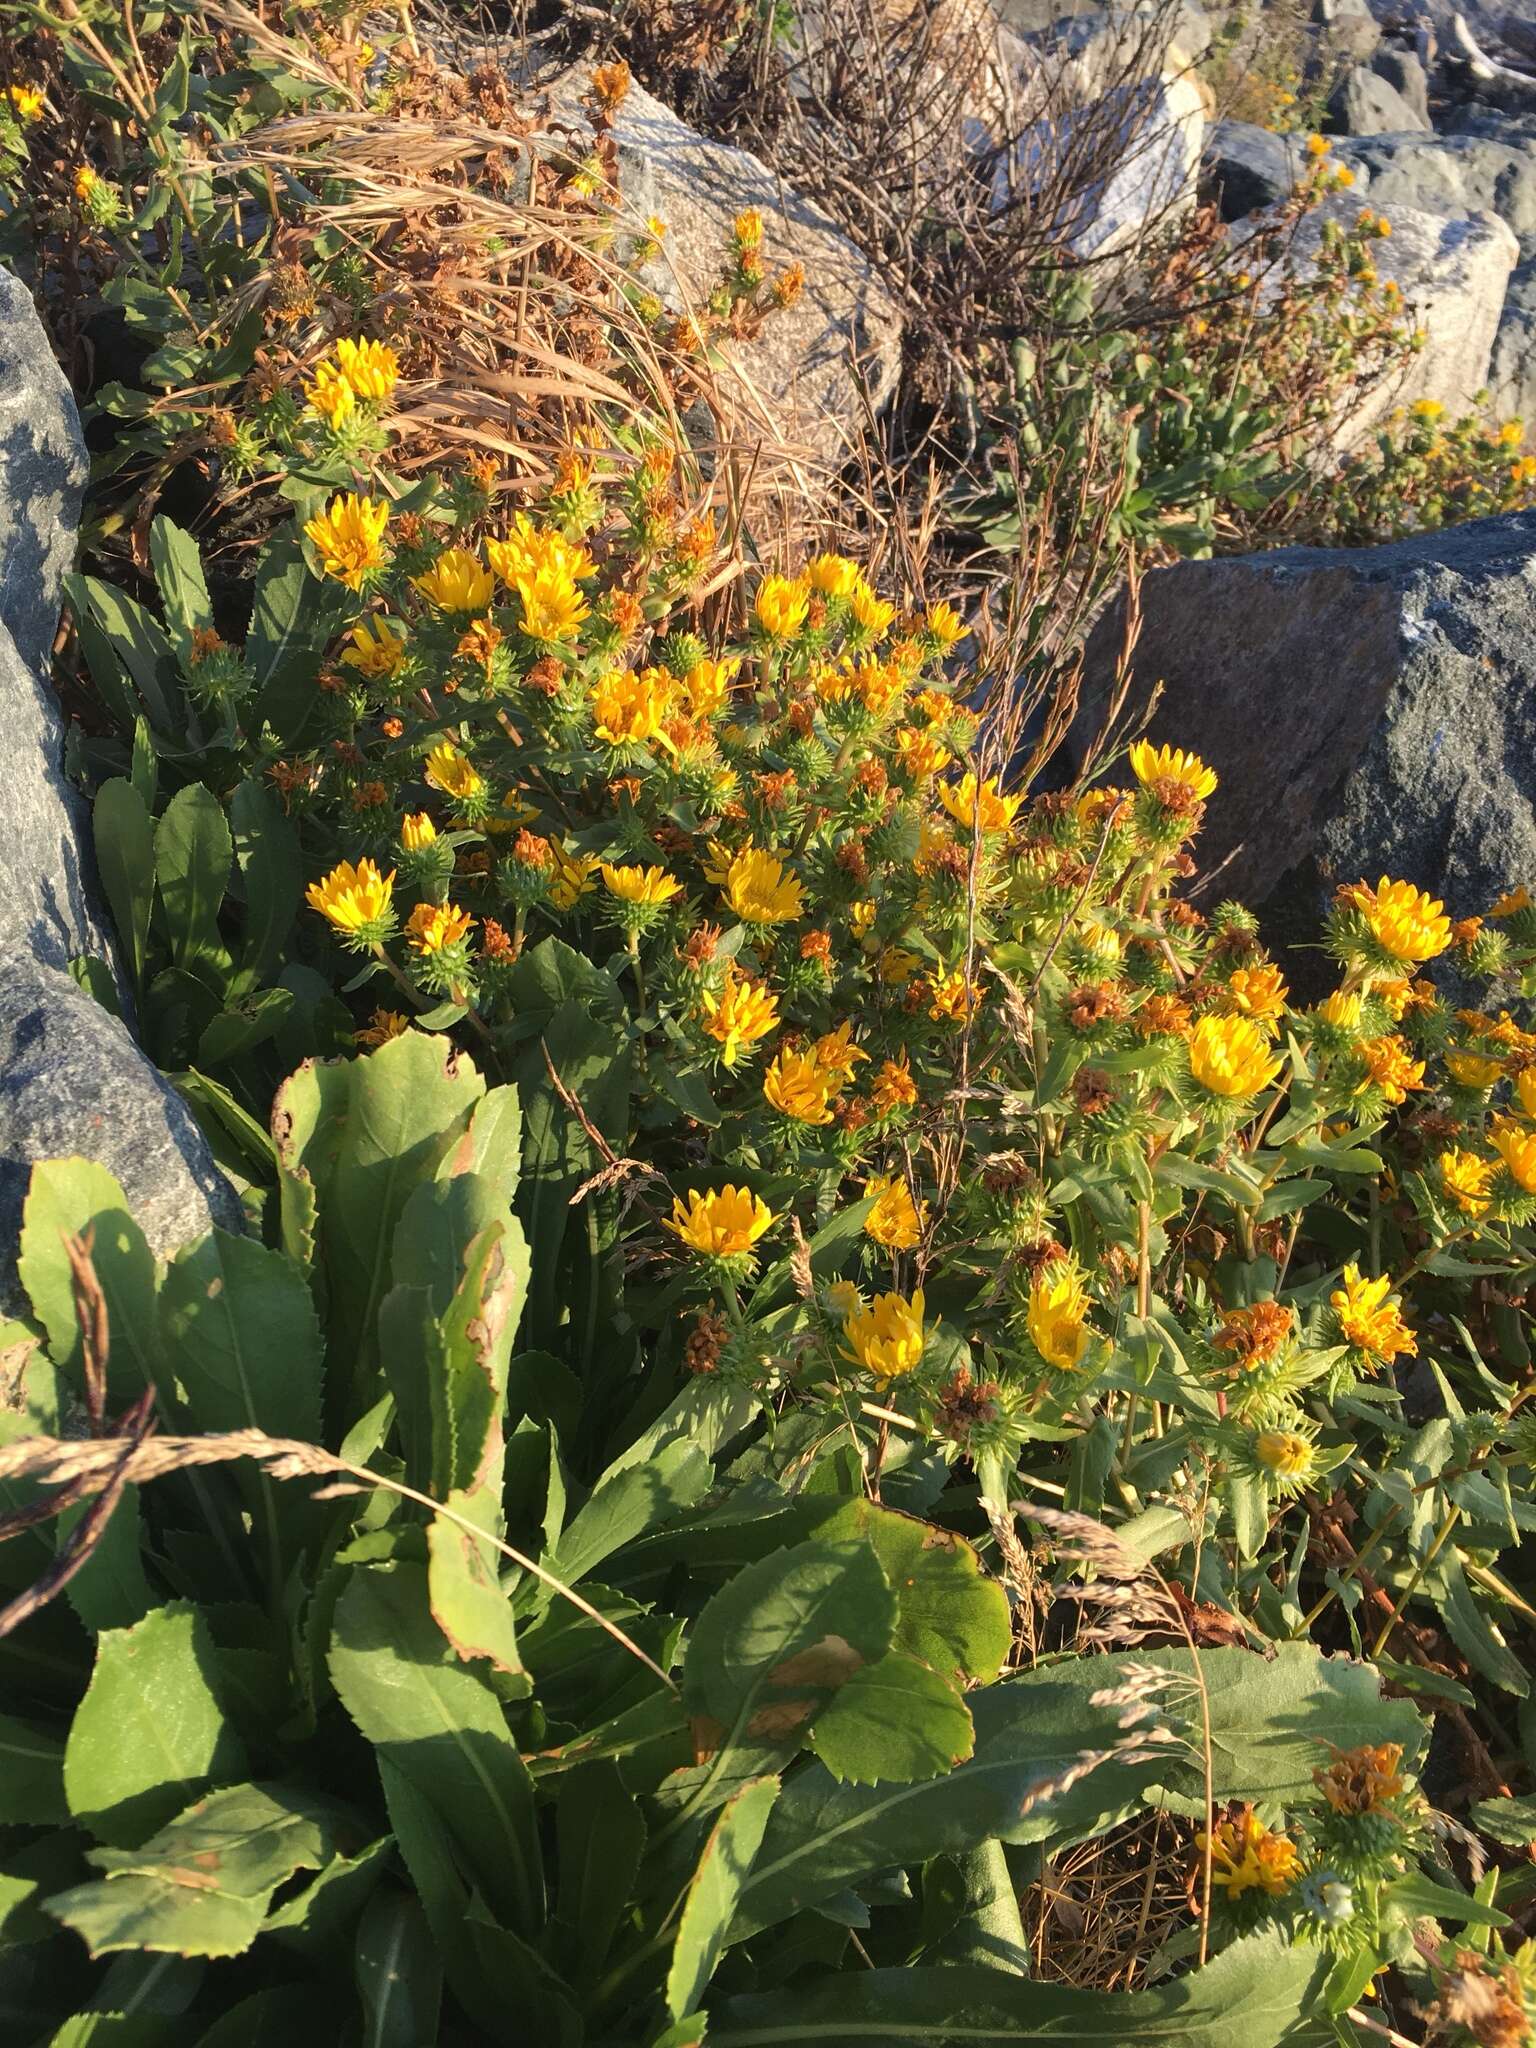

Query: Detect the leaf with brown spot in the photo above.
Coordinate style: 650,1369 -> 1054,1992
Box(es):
770,1634 -> 866,1690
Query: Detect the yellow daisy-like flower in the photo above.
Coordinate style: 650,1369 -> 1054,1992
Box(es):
1446,1048 -> 1504,1090
699,972 -> 780,1069
400,810 -> 437,854
754,574 -> 811,641
1253,1429 -> 1315,1481
1410,397 -> 1443,421
1439,1148 -> 1495,1217
515,564 -> 589,643
592,667 -> 673,748
548,845 -> 601,912
600,862 -> 683,906
1188,1013 -> 1282,1101
1223,963 -> 1289,1034
405,900 -> 474,954
356,1007 -> 411,1047
1305,132 -> 1330,158
484,515 -> 596,590
7,83 -> 45,121
937,772 -> 1022,836
1517,1069 -> 1536,1120
863,1173 -> 926,1251
913,688 -> 955,728
763,1048 -> 837,1125
304,493 -> 390,590
333,335 -> 400,401
849,581 -> 896,638
669,1185 -> 774,1259
925,600 -> 965,647
895,726 -> 952,782
1202,1809 -> 1301,1898
1491,1117 -> 1536,1194
1345,878 -> 1453,964
424,742 -> 484,804
1330,1263 -> 1416,1362
1127,741 -> 1218,805
929,969 -> 980,1023
842,1287 -> 927,1383
1317,990 -> 1362,1030
304,357 -> 355,427
1027,1264 -> 1090,1371
73,163 -> 98,201
805,553 -> 861,599
814,1022 -> 869,1088
340,616 -> 408,679
681,657 -> 740,717
1357,1033 -> 1426,1104
305,857 -> 395,935
725,846 -> 805,925
413,547 -> 495,614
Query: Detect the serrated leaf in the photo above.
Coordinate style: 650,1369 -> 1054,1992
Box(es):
809,1650 -> 974,1785
154,784 -> 232,977
553,1760 -> 646,1981
666,1775 -> 779,2021
547,1439 -> 711,1587
18,1159 -> 158,1401
426,1494 -> 528,1688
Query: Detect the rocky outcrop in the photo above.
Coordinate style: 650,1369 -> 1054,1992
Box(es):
539,66 -> 903,462
1326,65 -> 1432,135
1203,121 -> 1305,220
0,268 -> 239,1296
1072,509 -> 1536,922
1335,129 -> 1536,257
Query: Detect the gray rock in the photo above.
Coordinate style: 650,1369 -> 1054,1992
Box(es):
1072,509 -> 1536,920
1325,63 -> 1432,134
0,267 -> 87,679
1335,129 -> 1536,259
1369,45 -> 1431,125
539,65 -> 902,457
1203,119 -> 1306,219
1487,256 -> 1536,427
0,960 -> 244,1298
1313,0 -> 1382,63
1002,75 -> 1205,252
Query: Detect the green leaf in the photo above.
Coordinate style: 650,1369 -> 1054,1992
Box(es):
426,1495 -> 528,1689
159,1229 -> 323,1439
0,1709 -> 68,1824
683,1539 -> 897,1754
711,1927 -> 1323,2044
1429,1548 -> 1530,1696
263,1835 -> 392,1954
46,1783 -> 337,1958
130,716 -> 157,813
808,1651 -> 974,1785
59,1486 -> 152,1632
94,779 -> 155,996
553,1760 -> 646,1980
192,1988 -> 321,2046
1471,1794 -> 1536,1847
1384,1872 -> 1509,1928
666,1775 -> 780,2021
67,573 -> 184,736
229,778 -> 301,985
154,784 -> 232,976
18,1159 -> 159,1402
64,1604 -> 245,1847
249,530 -> 354,743
328,1564 -> 543,1934
196,988 -> 294,1068
811,1501 -> 1010,1690
355,1888 -> 442,2048
148,517 -> 212,671
547,1439 -> 712,1587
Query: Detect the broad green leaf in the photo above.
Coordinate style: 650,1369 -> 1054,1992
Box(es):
263,1835 -> 392,1954
159,1229 -> 323,1439
812,1501 -> 1009,1689
67,574 -> 184,735
355,1888 -> 442,2048
711,1926 -> 1323,2044
1429,1548 -> 1530,1696
1471,1794 -> 1536,1847
683,1539 -> 896,1754
58,1486 -> 152,1632
666,1775 -> 779,2022
547,1439 -> 712,1587
148,516 -> 212,670
328,1564 -> 543,1933
94,779 -> 155,995
808,1650 -> 974,1785
192,1988 -> 320,2045
426,1493 -> 528,1689
18,1159 -> 158,1402
229,778 -> 301,986
248,529 -> 354,743
154,784 -> 232,976
553,1760 -> 646,1980
64,1605 -> 245,1847
47,1783 -> 337,1958
1384,1872 -> 1509,1928
195,988 -> 294,1068
0,1709 -> 68,1824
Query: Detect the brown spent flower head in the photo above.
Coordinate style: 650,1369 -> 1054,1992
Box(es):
1313,1741 -> 1405,1815
479,917 -> 516,962
525,655 -> 564,697
935,1368 -> 1002,1446
681,923 -> 722,970
1072,1067 -> 1115,1115
684,1308 -> 730,1376
1066,983 -> 1127,1033
1213,1300 -> 1294,1369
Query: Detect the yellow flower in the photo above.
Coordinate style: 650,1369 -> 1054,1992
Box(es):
872,1051 -> 918,1113
1492,1117 -> 1536,1194
1346,878 -> 1452,963
850,899 -> 878,940
340,616 -> 407,679
733,206 -> 764,249
333,335 -> 400,401
763,1048 -> 837,1124
681,657 -> 740,717
842,1288 -> 927,1382
515,564 -> 588,642
304,357 -> 355,427
1446,1048 -> 1504,1089
305,857 -> 395,934
913,688 -> 955,727
1188,1014 -> 1282,1100
405,900 -> 474,954
925,600 -> 965,647
1027,1265 -> 1090,1371
849,581 -> 895,638
424,742 -> 484,803
1517,1069 -> 1536,1120
755,574 -> 811,641
400,810 -> 437,853
806,553 -> 861,599
1357,1033 -> 1426,1104
937,772 -> 1022,836
1128,741 -> 1218,804
304,493 -> 390,589
1317,990 -> 1362,1030
895,726 -> 951,782
548,846 -> 600,911
1223,963 -> 1289,1034
413,547 -> 495,613
1330,1264 -> 1416,1362
668,1185 -> 774,1259
485,516 -> 596,589
73,163 -> 97,201
1439,1148 -> 1495,1217
1305,132 -> 1330,157
725,846 -> 805,925
1202,1810 -> 1302,1898
929,969 -> 980,1023
1491,885 -> 1531,919
1253,1430 -> 1315,1482
592,667 -> 673,748
600,862 -> 682,906
1410,397 -> 1444,421
878,945 -> 921,984
7,83 -> 44,121
863,1173 -> 925,1250
814,1022 -> 869,1087
699,972 -> 779,1068
356,1007 -> 411,1046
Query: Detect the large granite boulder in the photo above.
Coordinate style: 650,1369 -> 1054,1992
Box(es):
0,268 -> 88,680
1334,130 -> 1536,258
539,66 -> 903,460
1488,258 -> 1536,425
1325,64 -> 1432,135
1203,120 -> 1306,220
1071,509 -> 1536,924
